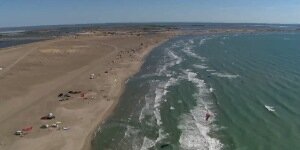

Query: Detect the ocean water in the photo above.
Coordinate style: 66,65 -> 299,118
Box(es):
92,32 -> 300,150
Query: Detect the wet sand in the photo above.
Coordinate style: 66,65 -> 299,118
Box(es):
0,30 -> 178,150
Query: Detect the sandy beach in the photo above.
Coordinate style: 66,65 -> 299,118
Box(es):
1,0 -> 298,149
0,29 -> 177,150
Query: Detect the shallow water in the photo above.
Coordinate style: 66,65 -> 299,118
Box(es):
92,32 -> 300,150
0,39 -> 45,49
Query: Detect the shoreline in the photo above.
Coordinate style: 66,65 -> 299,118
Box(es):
0,29 -> 177,150
82,38 -> 173,150
0,26 -> 285,150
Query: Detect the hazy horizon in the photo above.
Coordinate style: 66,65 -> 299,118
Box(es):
1,22 -> 300,30
0,0 -> 300,28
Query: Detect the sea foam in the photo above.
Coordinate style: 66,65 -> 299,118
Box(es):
193,64 -> 208,69
169,51 -> 183,65
178,71 -> 222,150
153,77 -> 178,126
139,77 -> 178,149
140,137 -> 155,150
199,38 -> 206,46
182,44 -> 207,61
211,72 -> 239,79
158,50 -> 182,75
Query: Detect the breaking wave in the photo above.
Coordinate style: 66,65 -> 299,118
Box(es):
139,48 -> 180,148
211,72 -> 240,79
140,137 -> 155,150
182,46 -> 207,61
207,69 -> 216,72
200,38 -> 206,46
193,64 -> 208,69
158,49 -> 182,75
178,70 -> 222,150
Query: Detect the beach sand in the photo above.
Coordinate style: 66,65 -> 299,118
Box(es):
0,30 -> 177,150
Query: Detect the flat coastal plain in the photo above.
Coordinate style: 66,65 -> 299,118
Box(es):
0,29 -> 177,150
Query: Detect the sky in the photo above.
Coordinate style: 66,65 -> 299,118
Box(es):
0,0 -> 300,27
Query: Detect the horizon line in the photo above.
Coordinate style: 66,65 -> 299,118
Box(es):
1,21 -> 299,29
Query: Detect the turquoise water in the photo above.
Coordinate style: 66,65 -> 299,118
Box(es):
92,32 -> 300,150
